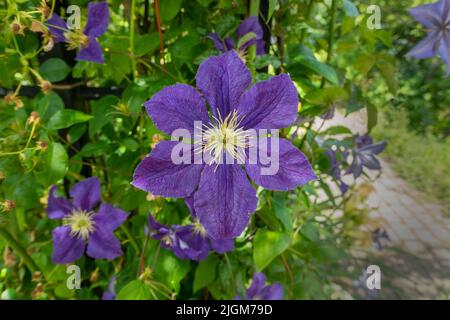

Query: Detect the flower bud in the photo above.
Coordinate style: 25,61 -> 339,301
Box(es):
39,80 -> 52,94
2,200 -> 16,212
28,111 -> 41,125
30,20 -> 45,34
38,0 -> 51,18
3,247 -> 16,268
36,140 -> 48,151
10,19 -> 25,35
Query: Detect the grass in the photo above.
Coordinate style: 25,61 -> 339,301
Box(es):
373,108 -> 450,210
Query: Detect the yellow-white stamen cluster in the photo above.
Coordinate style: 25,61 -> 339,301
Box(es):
64,210 -> 96,241
64,30 -> 89,50
196,110 -> 250,166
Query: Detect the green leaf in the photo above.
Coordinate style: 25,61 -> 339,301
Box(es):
296,56 -> 339,85
116,280 -> 151,300
89,95 -> 119,138
321,125 -> 353,136
193,255 -> 219,293
367,103 -> 378,132
304,86 -> 349,106
39,58 -> 71,82
134,33 -> 160,56
48,109 -> 92,130
253,230 -> 291,271
272,192 -> 293,232
377,58 -> 398,94
44,142 -> 68,184
160,0 -> 182,21
300,222 -> 319,242
268,0 -> 277,20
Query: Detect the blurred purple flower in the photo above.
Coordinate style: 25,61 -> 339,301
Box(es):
372,228 -> 391,251
132,50 -> 316,240
346,134 -> 386,179
102,276 -> 116,300
47,1 -> 109,63
47,177 -> 128,264
236,273 -> 283,300
407,0 -> 450,73
325,148 -> 349,194
208,16 -> 266,57
147,197 -> 234,261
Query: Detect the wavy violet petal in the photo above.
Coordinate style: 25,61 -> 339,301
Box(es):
439,30 -> 450,73
87,228 -> 122,260
236,16 -> 263,40
196,50 -> 251,119
144,84 -> 211,136
225,37 -> 235,50
102,276 -> 116,300
247,272 -> 266,298
246,138 -> 316,191
46,13 -> 67,43
438,0 -> 450,24
194,164 -> 257,240
76,37 -> 104,63
209,238 -> 234,254
84,1 -> 110,37
93,203 -> 128,232
260,283 -> 284,300
407,31 -> 440,59
409,2 -> 442,28
47,186 -> 73,219
52,226 -> 85,264
174,226 -> 210,261
207,33 -> 227,52
132,141 -> 204,198
237,74 -> 298,130
359,141 -> 387,155
69,177 -> 101,212
184,195 -> 196,219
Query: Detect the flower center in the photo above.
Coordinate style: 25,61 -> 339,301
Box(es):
64,30 -> 89,50
192,219 -> 207,237
198,110 -> 250,165
64,210 -> 95,241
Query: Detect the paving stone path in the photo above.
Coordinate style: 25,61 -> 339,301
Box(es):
321,110 -> 450,299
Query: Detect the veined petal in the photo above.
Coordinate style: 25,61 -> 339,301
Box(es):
246,138 -> 316,191
87,228 -> 122,260
132,141 -> 204,198
93,203 -> 128,232
69,177 -> 101,212
194,164 -> 257,240
209,238 -> 234,254
46,14 -> 67,43
76,37 -> 104,63
409,3 -> 443,28
196,51 -> 251,119
84,1 -> 110,37
438,0 -> 450,24
236,16 -> 263,40
47,186 -> 73,219
207,33 -> 228,52
52,226 -> 85,264
439,30 -> 450,74
237,74 -> 298,130
144,84 -> 211,136
407,31 -> 440,59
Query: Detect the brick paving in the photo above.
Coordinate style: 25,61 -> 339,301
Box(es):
321,110 -> 450,299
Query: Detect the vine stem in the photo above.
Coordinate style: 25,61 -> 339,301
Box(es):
0,226 -> 41,274
129,0 -> 137,78
120,224 -> 140,254
299,0 -> 338,148
247,0 -> 261,78
154,0 -> 166,74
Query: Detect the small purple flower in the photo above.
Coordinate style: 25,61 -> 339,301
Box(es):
325,148 -> 349,194
407,0 -> 450,73
102,276 -> 116,300
346,134 -> 386,179
236,273 -> 283,300
372,228 -> 391,251
208,16 -> 266,58
47,1 -> 109,63
147,197 -> 234,261
132,50 -> 316,240
47,177 -> 128,264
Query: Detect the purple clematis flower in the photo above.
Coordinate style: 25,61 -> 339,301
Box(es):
102,276 -> 117,300
132,50 -> 316,240
46,1 -> 109,63
325,148 -> 349,194
236,272 -> 283,300
407,0 -> 450,73
47,177 -> 128,264
147,197 -> 234,261
208,16 -> 266,57
346,134 -> 386,179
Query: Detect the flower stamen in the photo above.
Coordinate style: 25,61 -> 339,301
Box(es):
64,210 -> 96,241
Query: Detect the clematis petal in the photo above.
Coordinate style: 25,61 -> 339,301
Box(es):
69,177 -> 101,212
93,203 -> 128,232
247,272 -> 266,298
407,30 -> 440,59
359,141 -> 387,155
194,164 -> 258,240
47,186 -> 73,219
46,14 -> 67,43
207,33 -> 228,52
144,84 -> 211,136
260,283 -> 284,300
76,37 -> 104,63
439,30 -> 450,73
87,228 -> 122,260
237,74 -> 298,130
409,3 -> 442,28
196,51 -> 251,119
132,141 -> 204,198
209,238 -> 234,254
246,138 -> 316,191
236,16 -> 263,40
224,37 -> 235,50
174,226 -> 210,261
84,1 -> 110,37
184,194 -> 196,219
52,226 -> 85,264
439,0 -> 450,24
